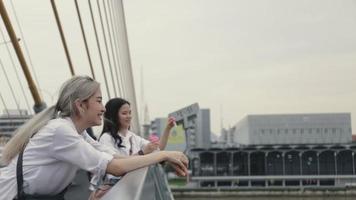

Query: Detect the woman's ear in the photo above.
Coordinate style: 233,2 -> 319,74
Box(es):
74,99 -> 85,115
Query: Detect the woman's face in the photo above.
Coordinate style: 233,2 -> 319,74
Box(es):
82,88 -> 106,127
118,103 -> 131,130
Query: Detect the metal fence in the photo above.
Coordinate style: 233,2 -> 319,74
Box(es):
102,164 -> 174,200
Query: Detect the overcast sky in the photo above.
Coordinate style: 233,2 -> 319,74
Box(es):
0,0 -> 356,135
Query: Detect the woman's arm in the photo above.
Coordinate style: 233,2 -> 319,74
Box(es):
84,132 -> 118,156
158,117 -> 175,150
106,151 -> 188,177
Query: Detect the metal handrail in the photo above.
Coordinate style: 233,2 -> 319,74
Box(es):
102,164 -> 174,200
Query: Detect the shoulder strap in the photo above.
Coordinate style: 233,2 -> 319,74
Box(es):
16,149 -> 25,200
129,136 -> 133,155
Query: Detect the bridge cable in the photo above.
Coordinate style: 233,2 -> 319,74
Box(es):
116,1 -> 129,98
50,0 -> 75,76
102,0 -> 118,97
108,0 -> 123,97
9,0 -> 42,99
112,0 -> 141,132
0,27 -> 31,113
0,91 -> 10,116
0,57 -> 22,115
74,0 -> 95,80
96,0 -> 116,97
87,0 -> 111,99
112,0 -> 127,97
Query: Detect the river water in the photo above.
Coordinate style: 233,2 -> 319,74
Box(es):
176,197 -> 355,200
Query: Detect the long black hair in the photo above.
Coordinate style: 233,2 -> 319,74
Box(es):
100,98 -> 130,148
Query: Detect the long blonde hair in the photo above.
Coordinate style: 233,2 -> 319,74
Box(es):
2,76 -> 100,164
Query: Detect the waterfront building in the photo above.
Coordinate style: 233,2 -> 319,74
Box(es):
189,113 -> 355,188
232,113 -> 352,145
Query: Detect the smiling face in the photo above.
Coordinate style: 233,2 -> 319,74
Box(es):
82,88 -> 106,127
117,103 -> 132,131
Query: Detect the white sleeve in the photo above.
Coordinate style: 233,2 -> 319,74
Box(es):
51,125 -> 113,177
136,135 -> 150,150
83,132 -> 117,155
98,133 -> 117,149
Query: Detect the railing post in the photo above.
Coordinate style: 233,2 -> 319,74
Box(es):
282,152 -> 285,186
352,152 -> 355,175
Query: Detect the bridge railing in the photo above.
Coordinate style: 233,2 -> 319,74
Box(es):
191,175 -> 356,188
102,164 -> 174,200
0,146 -> 3,167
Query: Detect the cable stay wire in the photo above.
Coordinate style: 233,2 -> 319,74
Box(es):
113,0 -> 128,98
88,0 -> 111,99
108,0 -> 123,97
120,0 -> 137,100
111,0 -> 127,97
74,0 -> 95,80
121,0 -> 134,99
102,0 -> 118,97
0,91 -> 10,117
50,0 -> 75,76
0,27 -> 32,113
96,0 -> 116,97
107,0 -> 122,97
114,0 -> 141,133
0,57 -> 22,115
8,0 -> 42,99
108,0 -> 140,133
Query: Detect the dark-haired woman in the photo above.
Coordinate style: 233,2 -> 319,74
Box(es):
100,98 -> 175,156
89,98 -> 176,199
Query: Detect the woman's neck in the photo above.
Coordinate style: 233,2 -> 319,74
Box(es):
119,128 -> 129,136
71,116 -> 88,134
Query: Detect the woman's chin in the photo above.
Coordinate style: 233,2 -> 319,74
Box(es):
91,120 -> 102,127
122,125 -> 130,130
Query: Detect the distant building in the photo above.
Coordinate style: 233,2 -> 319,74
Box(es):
167,104 -> 212,149
0,109 -> 32,145
189,113 -> 355,189
188,109 -> 211,149
150,107 -> 212,151
231,113 -> 352,145
150,118 -> 168,138
150,117 -> 185,151
218,128 -> 237,147
0,109 -> 32,165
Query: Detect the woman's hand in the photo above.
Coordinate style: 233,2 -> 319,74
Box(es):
156,117 -> 176,151
165,117 -> 176,131
90,185 -> 111,200
164,151 -> 189,177
143,142 -> 159,154
107,150 -> 188,177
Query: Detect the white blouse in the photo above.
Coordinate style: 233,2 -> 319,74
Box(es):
99,131 -> 150,156
89,131 -> 150,189
0,118 -> 115,200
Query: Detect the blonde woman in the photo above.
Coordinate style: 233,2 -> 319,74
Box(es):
0,76 -> 188,200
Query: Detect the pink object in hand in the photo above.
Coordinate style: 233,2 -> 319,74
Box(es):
149,134 -> 160,143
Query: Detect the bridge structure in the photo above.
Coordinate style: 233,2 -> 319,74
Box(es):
0,1 -> 174,199
1,1 -> 356,199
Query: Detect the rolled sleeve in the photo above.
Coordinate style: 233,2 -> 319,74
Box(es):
84,132 -> 117,155
138,136 -> 150,150
51,125 -> 113,176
